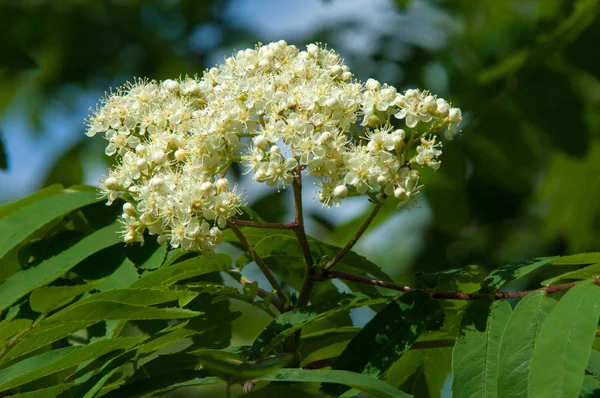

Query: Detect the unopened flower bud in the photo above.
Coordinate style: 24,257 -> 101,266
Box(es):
175,149 -> 187,162
269,145 -> 281,154
377,175 -> 388,186
215,178 -> 229,191
152,151 -> 166,164
365,78 -> 381,91
123,202 -> 136,216
333,185 -> 348,199
331,65 -> 343,77
200,181 -> 213,194
135,144 -> 147,155
448,108 -> 462,124
104,177 -> 119,190
253,135 -> 268,150
163,79 -> 179,92
394,187 -> 407,200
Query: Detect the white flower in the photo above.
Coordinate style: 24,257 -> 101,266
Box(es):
86,41 -> 462,253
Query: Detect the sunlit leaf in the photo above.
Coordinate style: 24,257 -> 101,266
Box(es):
0,190 -> 102,260
496,292 -> 556,398
528,281 -> 600,398
259,368 -> 412,398
0,221 -> 122,312
452,299 -> 511,398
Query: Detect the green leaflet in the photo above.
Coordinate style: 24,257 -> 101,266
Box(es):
323,290 -> 442,396
481,257 -> 558,292
451,299 -> 511,398
528,281 -> 600,398
385,347 -> 453,398
131,253 -> 231,288
97,257 -> 139,291
252,292 -> 392,358
138,243 -> 168,270
0,319 -> 31,343
0,222 -> 123,312
580,375 -> 600,398
44,289 -> 201,323
300,326 -> 361,361
0,190 -> 102,260
0,184 -> 63,221
542,253 -> 600,285
29,282 -> 99,313
496,292 -> 556,398
4,321 -> 91,361
0,337 -> 146,392
259,368 -> 412,398
8,383 -> 77,397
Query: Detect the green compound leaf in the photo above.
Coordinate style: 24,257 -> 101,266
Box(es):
0,222 -> 122,312
259,368 -> 412,398
451,299 -> 511,398
496,292 -> 556,398
131,253 -> 231,288
528,281 -> 600,398
252,293 -> 392,359
0,190 -> 102,260
481,257 -> 558,292
29,282 -> 99,314
323,290 -> 442,396
0,337 -> 146,393
586,349 -> 600,377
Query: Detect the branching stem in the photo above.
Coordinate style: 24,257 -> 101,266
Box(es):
227,222 -> 287,305
230,219 -> 297,230
323,194 -> 386,270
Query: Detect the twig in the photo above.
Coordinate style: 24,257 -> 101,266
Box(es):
227,222 -> 287,305
322,269 -> 593,300
292,170 -> 315,309
323,194 -> 386,270
230,219 -> 297,230
302,339 -> 456,370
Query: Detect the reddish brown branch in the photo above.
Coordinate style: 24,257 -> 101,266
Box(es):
322,269 -> 591,300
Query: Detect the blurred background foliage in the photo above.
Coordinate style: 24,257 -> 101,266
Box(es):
1,0 -> 599,315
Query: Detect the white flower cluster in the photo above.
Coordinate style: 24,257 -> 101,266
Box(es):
86,40 -> 462,254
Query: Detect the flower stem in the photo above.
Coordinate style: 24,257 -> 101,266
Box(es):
227,222 -> 287,305
323,194 -> 386,270
292,170 -> 315,309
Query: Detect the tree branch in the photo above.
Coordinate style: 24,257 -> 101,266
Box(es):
227,222 -> 288,305
322,269 -> 593,300
323,194 -> 386,270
